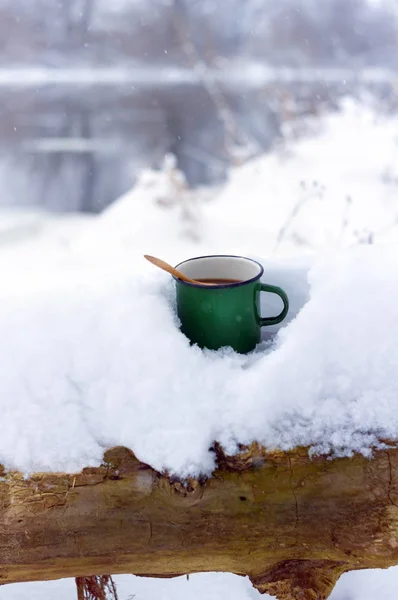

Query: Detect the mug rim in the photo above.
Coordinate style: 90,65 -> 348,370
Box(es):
174,254 -> 264,289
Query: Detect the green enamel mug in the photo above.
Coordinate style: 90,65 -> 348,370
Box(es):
174,255 -> 289,354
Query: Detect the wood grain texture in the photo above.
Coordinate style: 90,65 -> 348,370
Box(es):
0,444 -> 398,600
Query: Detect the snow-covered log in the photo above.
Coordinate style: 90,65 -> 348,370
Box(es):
1,444 -> 398,600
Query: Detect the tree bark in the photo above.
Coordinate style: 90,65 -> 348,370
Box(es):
0,444 -> 398,600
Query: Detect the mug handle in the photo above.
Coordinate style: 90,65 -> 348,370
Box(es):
258,283 -> 289,327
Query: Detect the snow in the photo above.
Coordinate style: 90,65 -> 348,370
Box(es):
0,99 -> 397,476
205,97 -> 398,256
1,96 -> 398,598
228,245 -> 398,457
2,567 -> 398,600
74,98 -> 398,261
0,573 -> 262,600
0,251 -> 313,475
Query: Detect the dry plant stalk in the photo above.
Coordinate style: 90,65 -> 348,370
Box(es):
75,576 -> 118,600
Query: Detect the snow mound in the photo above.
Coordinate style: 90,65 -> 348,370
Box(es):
1,98 -> 398,477
0,243 -> 397,477
71,98 -> 398,263
205,97 -> 398,255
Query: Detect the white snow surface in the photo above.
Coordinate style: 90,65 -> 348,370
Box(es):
2,567 -> 398,600
0,98 -> 398,477
0,574 -> 262,600
0,242 -> 396,477
1,96 -> 398,600
72,97 -> 398,263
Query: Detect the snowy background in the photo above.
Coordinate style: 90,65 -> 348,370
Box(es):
0,0 -> 397,210
2,0 -> 398,599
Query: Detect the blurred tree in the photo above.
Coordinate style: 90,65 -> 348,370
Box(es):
245,0 -> 398,66
0,0 -> 397,212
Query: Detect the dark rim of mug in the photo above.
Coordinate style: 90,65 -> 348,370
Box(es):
173,255 -> 264,289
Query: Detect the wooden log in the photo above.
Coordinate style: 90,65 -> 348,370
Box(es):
0,444 -> 398,600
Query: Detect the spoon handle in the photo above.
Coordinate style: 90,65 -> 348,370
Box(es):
144,255 -> 196,283
144,255 -> 215,286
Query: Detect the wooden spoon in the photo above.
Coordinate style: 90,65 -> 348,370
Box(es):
144,255 -> 214,285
